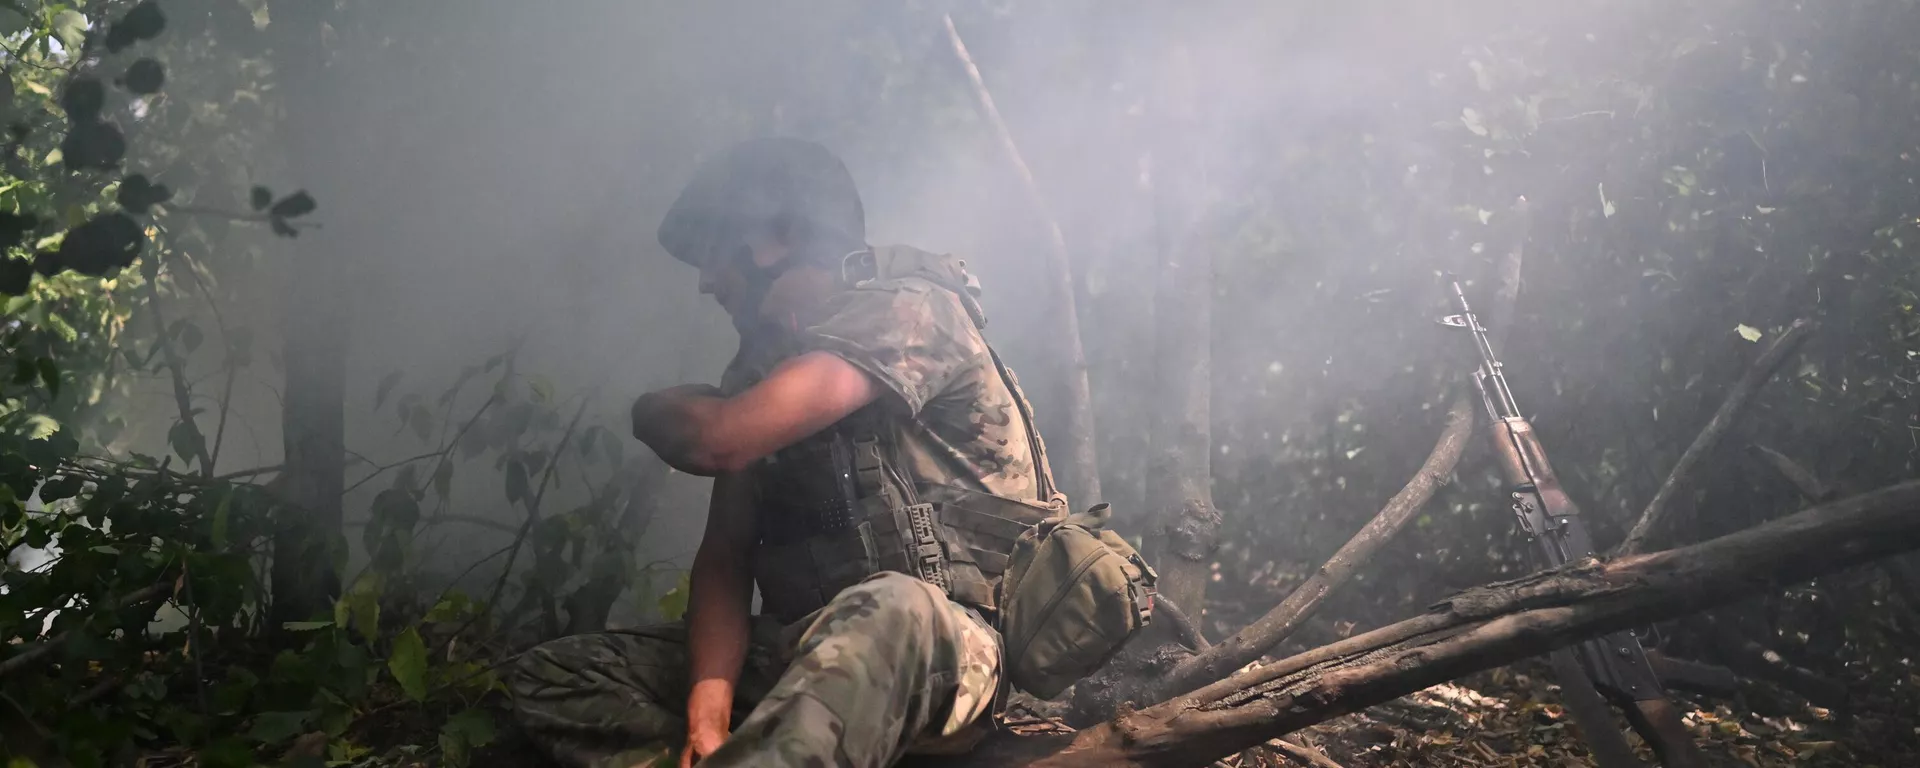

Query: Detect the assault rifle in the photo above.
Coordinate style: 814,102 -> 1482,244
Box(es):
1440,278 -> 1705,768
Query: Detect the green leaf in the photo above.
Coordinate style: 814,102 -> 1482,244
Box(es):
657,570 -> 691,621
0,3 -> 28,36
432,461 -> 453,501
1735,324 -> 1763,343
409,402 -> 435,441
37,474 -> 85,502
52,9 -> 87,51
168,418 -> 205,465
269,190 -> 317,219
334,572 -> 383,643
210,488 -> 233,549
439,708 -> 497,768
24,414 -> 60,440
122,58 -> 165,95
246,710 -> 315,745
178,321 -> 203,354
387,627 -> 429,702
36,357 -> 58,397
425,591 -> 475,623
504,458 -> 529,504
373,370 -> 403,411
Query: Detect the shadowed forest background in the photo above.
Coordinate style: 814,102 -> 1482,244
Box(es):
4,0 -> 1920,766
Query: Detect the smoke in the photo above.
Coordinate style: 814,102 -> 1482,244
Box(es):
118,0 -> 1795,627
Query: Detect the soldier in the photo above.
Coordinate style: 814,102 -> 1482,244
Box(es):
507,137 -> 1067,767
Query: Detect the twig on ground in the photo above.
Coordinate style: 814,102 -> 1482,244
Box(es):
1266,738 -> 1344,768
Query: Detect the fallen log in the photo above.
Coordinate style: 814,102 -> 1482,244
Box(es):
918,478 -> 1920,768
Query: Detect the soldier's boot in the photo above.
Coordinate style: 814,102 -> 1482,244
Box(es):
699,572 -> 1002,768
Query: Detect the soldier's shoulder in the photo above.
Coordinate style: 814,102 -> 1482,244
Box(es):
846,274 -> 941,296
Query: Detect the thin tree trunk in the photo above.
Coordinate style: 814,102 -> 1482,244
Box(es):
1143,42 -> 1217,620
268,0 -> 347,626
1145,201 -> 1529,701
942,15 -> 1103,504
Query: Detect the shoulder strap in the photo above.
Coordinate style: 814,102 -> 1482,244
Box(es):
985,345 -> 1064,510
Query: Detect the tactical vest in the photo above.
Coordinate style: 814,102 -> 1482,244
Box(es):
749,245 -> 1065,625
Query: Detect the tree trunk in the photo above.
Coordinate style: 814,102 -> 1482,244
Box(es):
268,0 -> 347,626
913,479 -> 1920,768
1142,42 -> 1217,622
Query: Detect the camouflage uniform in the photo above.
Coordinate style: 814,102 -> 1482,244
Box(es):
509,249 -> 1056,768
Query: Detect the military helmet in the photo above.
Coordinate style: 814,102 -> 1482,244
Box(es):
657,137 -> 867,269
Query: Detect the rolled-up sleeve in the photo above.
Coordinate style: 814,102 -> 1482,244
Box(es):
794,281 -> 986,415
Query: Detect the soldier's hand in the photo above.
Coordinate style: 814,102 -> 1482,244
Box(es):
680,679 -> 733,766
631,384 -> 723,439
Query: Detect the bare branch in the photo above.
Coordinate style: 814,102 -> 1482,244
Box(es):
928,478 -> 1920,768
1155,396 -> 1474,697
1616,317 -> 1814,555
942,14 -> 1102,502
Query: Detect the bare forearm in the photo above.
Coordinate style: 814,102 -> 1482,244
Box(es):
630,353 -> 883,476
685,544 -> 753,693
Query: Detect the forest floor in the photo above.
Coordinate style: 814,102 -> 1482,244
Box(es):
1222,667 -> 1868,767
460,653 -> 1908,768
1113,656 -> 1908,768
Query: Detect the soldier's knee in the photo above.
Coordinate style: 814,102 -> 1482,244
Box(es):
858,571 -> 946,609
822,572 -> 946,639
507,632 -> 622,701
506,635 -> 574,697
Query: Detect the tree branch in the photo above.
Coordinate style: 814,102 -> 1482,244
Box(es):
943,14 -> 1103,503
1139,199 -> 1529,703
927,478 -> 1920,768
1265,738 -> 1343,768
139,276 -> 215,476
1153,396 -> 1474,698
1616,317 -> 1814,555
0,583 -> 172,679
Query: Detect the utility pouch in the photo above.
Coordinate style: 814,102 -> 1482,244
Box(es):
996,502 -> 1157,698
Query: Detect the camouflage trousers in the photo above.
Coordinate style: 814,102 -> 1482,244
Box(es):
508,572 -> 1003,768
